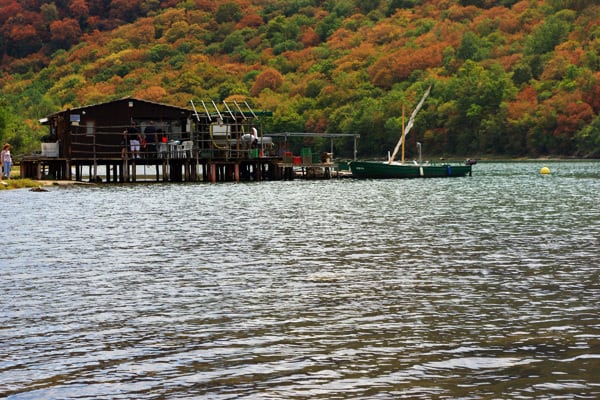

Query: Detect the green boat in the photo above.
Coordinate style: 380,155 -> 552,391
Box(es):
349,160 -> 473,179
349,84 -> 475,179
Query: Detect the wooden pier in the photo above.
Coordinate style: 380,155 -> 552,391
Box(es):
20,153 -> 344,183
23,97 -> 357,184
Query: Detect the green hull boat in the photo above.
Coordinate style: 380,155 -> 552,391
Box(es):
349,161 -> 473,179
349,85 -> 475,179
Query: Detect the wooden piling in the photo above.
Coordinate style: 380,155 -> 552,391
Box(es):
210,163 -> 216,183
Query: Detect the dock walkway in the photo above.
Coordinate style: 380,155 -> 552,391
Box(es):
20,154 -> 343,183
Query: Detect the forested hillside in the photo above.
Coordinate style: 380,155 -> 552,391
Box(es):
1,0 -> 599,159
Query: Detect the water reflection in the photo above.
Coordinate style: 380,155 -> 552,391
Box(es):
1,162 -> 599,399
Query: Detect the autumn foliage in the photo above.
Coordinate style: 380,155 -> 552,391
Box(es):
1,0 -> 600,158
251,68 -> 284,96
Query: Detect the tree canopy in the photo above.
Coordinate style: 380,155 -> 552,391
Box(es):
1,0 -> 599,159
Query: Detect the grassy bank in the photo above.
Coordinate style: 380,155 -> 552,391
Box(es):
0,178 -> 50,190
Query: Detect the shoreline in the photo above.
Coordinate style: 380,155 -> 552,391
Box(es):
2,158 -> 598,190
0,179 -> 89,191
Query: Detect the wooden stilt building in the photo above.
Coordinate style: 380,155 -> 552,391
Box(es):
21,97 -> 358,183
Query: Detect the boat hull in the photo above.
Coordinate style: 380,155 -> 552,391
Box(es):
349,161 -> 472,179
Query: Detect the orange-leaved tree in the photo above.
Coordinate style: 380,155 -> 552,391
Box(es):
50,18 -> 82,49
250,68 -> 284,97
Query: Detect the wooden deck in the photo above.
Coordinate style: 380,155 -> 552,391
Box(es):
20,155 -> 343,183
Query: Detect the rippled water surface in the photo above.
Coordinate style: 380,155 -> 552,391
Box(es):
2,162 -> 600,399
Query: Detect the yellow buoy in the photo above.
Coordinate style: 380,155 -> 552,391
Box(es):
540,166 -> 551,175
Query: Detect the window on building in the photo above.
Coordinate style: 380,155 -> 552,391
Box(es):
86,121 -> 95,136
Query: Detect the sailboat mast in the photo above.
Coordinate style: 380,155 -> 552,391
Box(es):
401,106 -> 405,165
388,84 -> 432,164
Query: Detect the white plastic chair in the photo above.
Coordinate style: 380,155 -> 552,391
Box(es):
181,141 -> 193,158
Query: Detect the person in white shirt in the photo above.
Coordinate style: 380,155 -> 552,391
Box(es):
1,143 -> 12,179
251,127 -> 258,147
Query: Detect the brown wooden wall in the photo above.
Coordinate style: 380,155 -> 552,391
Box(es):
48,98 -> 193,159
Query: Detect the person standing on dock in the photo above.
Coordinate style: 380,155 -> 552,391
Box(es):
251,126 -> 258,148
1,143 -> 12,180
128,125 -> 141,159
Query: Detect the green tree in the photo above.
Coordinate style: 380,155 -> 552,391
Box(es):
457,32 -> 490,61
271,108 -> 305,133
575,114 -> 600,157
0,103 -> 8,144
524,16 -> 570,55
512,62 -> 533,86
315,13 -> 342,41
263,15 -> 301,49
147,44 -> 177,62
221,30 -> 246,54
436,61 -> 515,154
215,3 -> 242,24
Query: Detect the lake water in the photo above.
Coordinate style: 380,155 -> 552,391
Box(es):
1,161 -> 599,399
